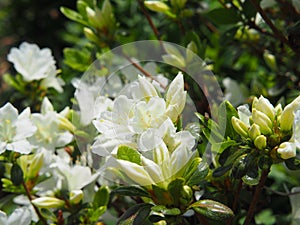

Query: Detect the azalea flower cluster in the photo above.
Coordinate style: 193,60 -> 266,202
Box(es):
91,72 -> 197,189
231,95 -> 300,159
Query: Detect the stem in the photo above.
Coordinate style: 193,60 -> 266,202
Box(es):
243,167 -> 270,225
227,180 -> 243,225
22,181 -> 48,225
121,52 -> 167,89
249,0 -> 300,55
196,213 -> 209,225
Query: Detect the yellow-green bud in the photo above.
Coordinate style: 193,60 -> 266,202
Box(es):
70,190 -> 83,204
263,51 -> 277,71
252,109 -> 273,134
255,96 -> 275,121
28,153 -> 44,179
59,116 -> 76,133
144,1 -> 170,13
179,185 -> 193,205
254,135 -> 267,150
252,97 -> 259,109
249,124 -> 261,141
231,117 -> 249,138
275,103 -> 282,117
280,95 -> 300,131
32,197 -> 65,209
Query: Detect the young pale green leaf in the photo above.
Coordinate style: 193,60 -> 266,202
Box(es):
11,164 -> 24,186
63,48 -> 91,72
189,199 -> 234,221
112,186 -> 151,198
89,206 -> 107,222
93,186 -> 110,209
117,145 -> 141,165
60,7 -> 89,26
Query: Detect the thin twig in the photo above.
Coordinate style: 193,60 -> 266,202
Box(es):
243,167 -> 270,225
121,52 -> 167,89
227,180 -> 243,225
22,181 -> 48,225
249,0 -> 300,55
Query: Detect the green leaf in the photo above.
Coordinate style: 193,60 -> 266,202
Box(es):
189,199 -> 234,220
206,8 -> 241,25
63,48 -> 91,72
152,185 -> 173,205
89,206 -> 107,222
11,164 -> 24,186
60,6 -> 89,26
112,186 -> 151,198
151,205 -> 181,215
93,186 -> 110,209
167,178 -> 185,206
185,161 -> 209,186
242,0 -> 257,19
212,164 -> 232,177
285,157 -> 300,170
117,203 -> 152,225
117,145 -> 141,165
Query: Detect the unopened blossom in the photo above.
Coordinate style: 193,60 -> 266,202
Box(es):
0,103 -> 36,154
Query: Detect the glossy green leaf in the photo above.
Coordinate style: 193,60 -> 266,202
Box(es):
151,205 -> 181,215
11,164 -> 24,186
117,203 -> 152,225
189,199 -> 234,220
112,186 -> 151,198
167,178 -> 185,206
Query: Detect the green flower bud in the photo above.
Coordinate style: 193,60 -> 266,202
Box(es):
70,190 -> 83,204
254,135 -> 267,150
263,51 -> 277,71
249,124 -> 261,141
275,103 -> 282,117
28,153 -> 44,179
32,197 -> 65,209
231,117 -> 249,138
144,1 -> 170,13
252,109 -> 273,134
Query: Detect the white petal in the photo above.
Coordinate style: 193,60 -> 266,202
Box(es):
237,104 -> 251,125
8,207 -> 31,225
0,210 -> 7,225
0,103 -> 18,121
6,140 -> 33,154
41,97 -> 54,114
117,159 -> 154,186
277,142 -> 296,159
141,156 -> 163,183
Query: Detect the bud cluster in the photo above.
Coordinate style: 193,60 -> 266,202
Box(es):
231,95 -> 300,159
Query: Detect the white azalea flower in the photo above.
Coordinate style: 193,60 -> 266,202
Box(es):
0,103 -> 36,154
7,42 -> 64,92
0,207 -> 31,225
29,97 -> 73,152
92,72 -> 186,156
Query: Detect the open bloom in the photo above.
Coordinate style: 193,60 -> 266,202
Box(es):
29,97 -> 73,152
0,103 -> 36,154
0,207 -> 31,225
7,42 -> 64,92
92,72 -> 186,157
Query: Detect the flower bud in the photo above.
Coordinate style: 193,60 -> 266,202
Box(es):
275,103 -> 282,117
254,135 -> 267,150
28,153 -> 44,179
249,124 -> 261,141
263,51 -> 277,71
231,117 -> 249,138
165,72 -> 187,122
255,96 -> 275,121
280,104 -> 299,132
179,185 -> 193,205
59,116 -> 76,133
70,190 -> 83,204
32,197 -> 65,209
144,1 -> 170,13
277,142 -> 296,159
252,109 -> 273,134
